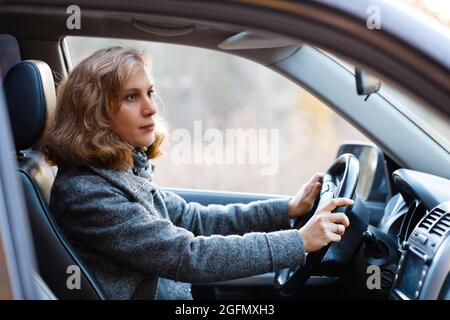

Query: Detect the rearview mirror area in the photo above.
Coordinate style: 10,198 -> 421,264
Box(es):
355,68 -> 381,100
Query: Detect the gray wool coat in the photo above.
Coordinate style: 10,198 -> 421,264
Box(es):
49,164 -> 306,300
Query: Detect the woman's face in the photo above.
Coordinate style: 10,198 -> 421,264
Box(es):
112,67 -> 157,148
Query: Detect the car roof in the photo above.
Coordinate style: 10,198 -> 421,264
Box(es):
320,0 -> 450,69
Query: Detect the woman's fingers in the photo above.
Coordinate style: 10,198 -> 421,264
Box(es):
321,197 -> 354,212
325,221 -> 346,236
329,212 -> 350,227
329,233 -> 342,243
309,172 -> 324,184
299,196 -> 353,252
304,175 -> 322,196
305,181 -> 321,200
333,223 -> 345,235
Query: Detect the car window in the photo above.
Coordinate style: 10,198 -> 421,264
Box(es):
0,34 -> 21,79
64,36 -> 371,195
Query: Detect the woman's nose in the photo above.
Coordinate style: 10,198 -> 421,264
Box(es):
142,96 -> 157,116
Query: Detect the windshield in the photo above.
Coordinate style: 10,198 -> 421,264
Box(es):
322,50 -> 449,153
379,82 -> 450,153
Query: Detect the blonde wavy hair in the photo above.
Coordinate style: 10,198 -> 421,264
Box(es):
39,46 -> 165,170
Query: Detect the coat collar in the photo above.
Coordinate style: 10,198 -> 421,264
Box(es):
88,164 -> 157,200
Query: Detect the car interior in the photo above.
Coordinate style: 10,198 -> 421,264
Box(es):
0,2 -> 449,300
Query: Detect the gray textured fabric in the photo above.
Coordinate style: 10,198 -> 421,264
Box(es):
49,164 -> 306,300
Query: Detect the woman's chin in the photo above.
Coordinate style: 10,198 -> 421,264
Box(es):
135,136 -> 155,148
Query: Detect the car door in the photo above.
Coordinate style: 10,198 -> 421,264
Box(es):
2,1 -> 448,302
167,188 -> 346,299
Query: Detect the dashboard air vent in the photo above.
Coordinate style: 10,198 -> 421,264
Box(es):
419,208 -> 445,230
430,213 -> 450,237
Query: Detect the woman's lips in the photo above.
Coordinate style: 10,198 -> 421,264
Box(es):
140,124 -> 155,131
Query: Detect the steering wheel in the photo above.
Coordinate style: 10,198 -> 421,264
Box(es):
274,153 -> 360,296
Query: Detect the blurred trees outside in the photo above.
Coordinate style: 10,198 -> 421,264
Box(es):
67,37 -> 371,195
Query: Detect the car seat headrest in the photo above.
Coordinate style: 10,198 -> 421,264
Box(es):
4,60 -> 56,151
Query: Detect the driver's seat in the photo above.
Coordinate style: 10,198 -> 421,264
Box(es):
4,60 -> 107,299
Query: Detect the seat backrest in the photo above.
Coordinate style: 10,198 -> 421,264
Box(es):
4,60 -> 106,299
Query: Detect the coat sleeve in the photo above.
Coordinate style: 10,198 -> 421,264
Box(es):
51,174 -> 306,283
159,189 -> 293,236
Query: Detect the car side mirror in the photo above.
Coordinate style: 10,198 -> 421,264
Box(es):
355,68 -> 381,100
336,142 -> 389,203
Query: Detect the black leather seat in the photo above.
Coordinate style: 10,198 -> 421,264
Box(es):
3,60 -> 106,299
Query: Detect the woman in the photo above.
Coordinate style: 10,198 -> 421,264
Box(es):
39,47 -> 352,300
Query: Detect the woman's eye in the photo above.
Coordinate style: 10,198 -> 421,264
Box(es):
147,89 -> 154,97
125,94 -> 137,101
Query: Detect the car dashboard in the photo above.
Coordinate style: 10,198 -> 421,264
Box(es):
380,169 -> 450,300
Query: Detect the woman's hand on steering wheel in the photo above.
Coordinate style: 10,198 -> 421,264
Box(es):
275,154 -> 359,296
298,198 -> 353,252
288,172 -> 324,218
